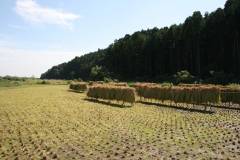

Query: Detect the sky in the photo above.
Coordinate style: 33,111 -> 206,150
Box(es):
0,0 -> 227,77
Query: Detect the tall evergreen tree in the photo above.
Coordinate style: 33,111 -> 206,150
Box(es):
41,0 -> 240,84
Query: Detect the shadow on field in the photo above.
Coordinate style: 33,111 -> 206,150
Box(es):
207,104 -> 240,111
84,98 -> 132,108
68,89 -> 84,94
139,101 -> 215,114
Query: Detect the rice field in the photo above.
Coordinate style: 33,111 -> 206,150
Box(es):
0,85 -> 240,159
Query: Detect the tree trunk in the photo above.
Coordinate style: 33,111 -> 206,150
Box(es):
196,38 -> 201,76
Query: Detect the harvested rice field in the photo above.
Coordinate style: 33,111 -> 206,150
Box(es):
0,85 -> 240,159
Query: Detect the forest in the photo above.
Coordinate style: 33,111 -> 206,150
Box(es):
41,0 -> 240,84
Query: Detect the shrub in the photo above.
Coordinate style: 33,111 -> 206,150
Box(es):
90,65 -> 109,81
41,80 -> 50,84
174,70 -> 195,84
104,77 -> 113,83
69,82 -> 88,92
87,85 -> 136,105
206,71 -> 234,84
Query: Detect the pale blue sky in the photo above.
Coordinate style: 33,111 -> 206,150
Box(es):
0,0 -> 227,77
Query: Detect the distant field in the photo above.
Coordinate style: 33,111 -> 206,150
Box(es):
0,85 -> 240,159
0,79 -> 69,88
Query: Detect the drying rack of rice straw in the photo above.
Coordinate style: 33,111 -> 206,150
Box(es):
220,88 -> 240,107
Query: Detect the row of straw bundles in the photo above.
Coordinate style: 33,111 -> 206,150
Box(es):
220,87 -> 240,104
88,81 -> 104,86
132,82 -> 157,88
135,84 -> 220,104
133,83 -> 158,100
69,82 -> 88,92
87,85 -> 136,104
132,82 -> 172,91
178,84 -> 206,87
108,82 -> 129,87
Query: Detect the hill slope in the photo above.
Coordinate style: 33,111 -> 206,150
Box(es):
41,0 -> 240,83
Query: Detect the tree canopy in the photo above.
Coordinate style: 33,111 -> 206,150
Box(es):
41,0 -> 240,84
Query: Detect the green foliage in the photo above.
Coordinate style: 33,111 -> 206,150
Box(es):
40,80 -> 50,84
2,75 -> 27,81
37,80 -> 69,85
205,71 -> 234,84
174,70 -> 195,84
0,77 -> 69,88
90,65 -> 109,81
41,0 -> 240,84
103,77 -> 113,83
0,76 -> 36,87
74,78 -> 83,82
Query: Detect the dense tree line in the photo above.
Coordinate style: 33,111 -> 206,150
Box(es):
41,0 -> 240,84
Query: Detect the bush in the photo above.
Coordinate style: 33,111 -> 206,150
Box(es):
69,82 -> 88,92
87,85 -> 136,105
104,77 -> 113,83
2,76 -> 27,81
174,70 -> 196,84
113,79 -> 119,83
41,80 -> 50,84
12,81 -> 21,86
90,65 -> 109,81
205,71 -> 235,84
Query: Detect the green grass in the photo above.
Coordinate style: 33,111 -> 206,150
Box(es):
0,79 -> 23,88
0,85 -> 240,159
0,79 -> 69,89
